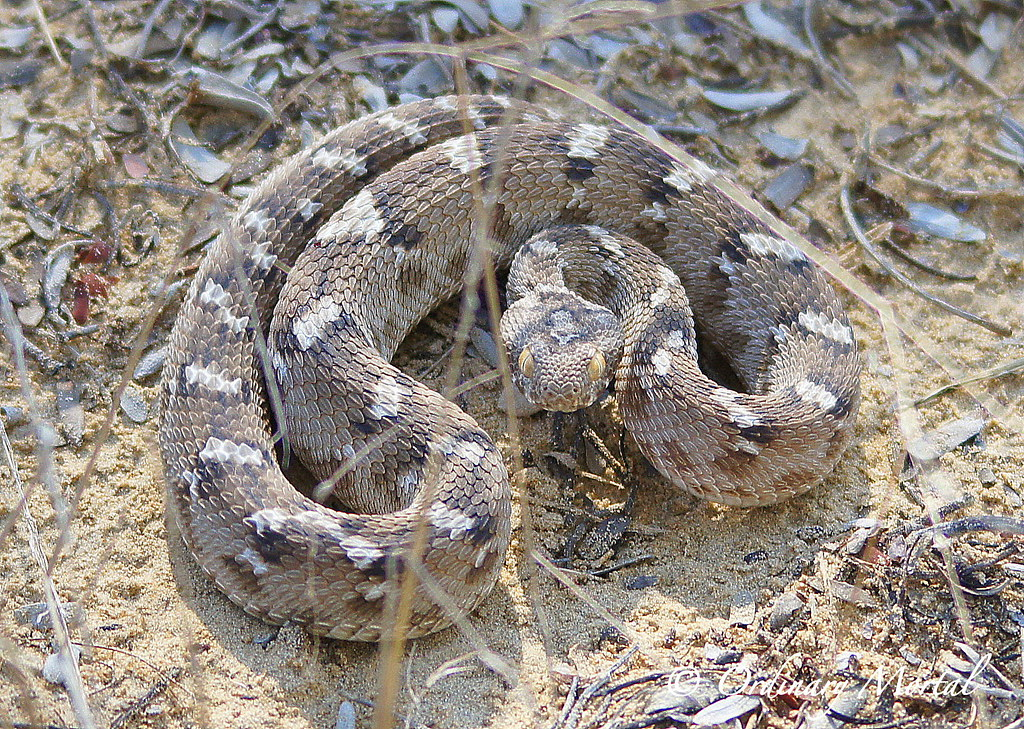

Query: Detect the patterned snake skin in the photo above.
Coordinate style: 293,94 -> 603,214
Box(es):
159,95 -> 861,640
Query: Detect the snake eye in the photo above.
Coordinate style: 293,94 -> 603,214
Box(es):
518,347 -> 536,378
587,351 -> 607,382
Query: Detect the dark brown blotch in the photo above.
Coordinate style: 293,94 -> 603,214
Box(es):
736,421 -> 777,444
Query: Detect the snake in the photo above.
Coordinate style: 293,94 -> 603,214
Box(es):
159,95 -> 861,641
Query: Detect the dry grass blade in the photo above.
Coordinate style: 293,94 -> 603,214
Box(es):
0,288 -> 95,729
916,356 -> 1024,406
839,184 -> 1011,337
29,0 -> 66,68
868,154 -> 1024,200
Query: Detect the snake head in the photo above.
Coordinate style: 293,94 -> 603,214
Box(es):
500,286 -> 623,412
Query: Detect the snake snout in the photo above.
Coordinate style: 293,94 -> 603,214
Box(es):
509,342 -> 619,413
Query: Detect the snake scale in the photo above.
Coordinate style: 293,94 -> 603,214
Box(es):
159,95 -> 861,641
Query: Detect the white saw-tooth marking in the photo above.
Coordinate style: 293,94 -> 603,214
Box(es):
769,324 -> 789,345
435,100 -> 487,129
200,437 -> 264,466
399,472 -> 420,494
205,296 -> 249,333
735,439 -> 762,456
237,547 -> 270,576
740,232 -> 809,265
245,508 -> 288,536
428,502 -> 476,534
566,124 -> 610,159
318,188 -> 385,243
652,347 -> 672,376
389,246 -> 407,266
292,298 -> 343,350
375,112 -> 427,145
650,269 -> 678,308
270,348 -> 289,382
664,329 -> 690,351
437,135 -> 485,174
664,166 -> 694,194
650,285 -> 672,308
527,238 -> 558,256
296,197 -> 323,221
793,379 -> 839,412
710,390 -> 762,429
798,310 -> 854,346
180,468 -> 200,499
241,208 -> 272,233
185,363 -> 242,395
199,278 -> 233,309
339,535 -> 385,569
716,253 -> 738,277
369,373 -> 407,419
435,96 -> 457,111
641,201 -> 669,222
247,508 -> 387,570
665,159 -> 716,194
569,186 -> 588,206
689,157 -> 717,181
311,145 -> 368,177
249,237 -> 277,271
467,106 -> 487,130
591,228 -> 625,257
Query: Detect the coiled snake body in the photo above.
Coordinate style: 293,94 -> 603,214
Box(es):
159,95 -> 860,640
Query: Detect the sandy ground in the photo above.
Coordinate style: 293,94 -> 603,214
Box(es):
1,3 -> 1023,728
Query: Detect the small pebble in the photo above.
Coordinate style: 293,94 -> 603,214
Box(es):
742,549 -> 769,564
42,645 -> 82,686
768,592 -> 804,631
1,273 -> 30,305
17,301 -> 44,327
43,244 -> 75,311
1,405 -> 27,426
120,385 -> 150,423
704,644 -> 741,664
133,347 -> 167,381
900,646 -> 922,666
13,601 -> 85,630
834,651 -> 859,673
756,130 -> 808,160
692,693 -> 760,726
728,589 -> 756,627
624,575 -> 658,590
335,701 -> 356,729
54,381 -> 84,446
488,0 -> 524,28
907,413 -> 986,461
906,202 -> 986,243
763,163 -> 812,210
646,676 -> 721,716
549,661 -> 578,685
842,518 -> 880,556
